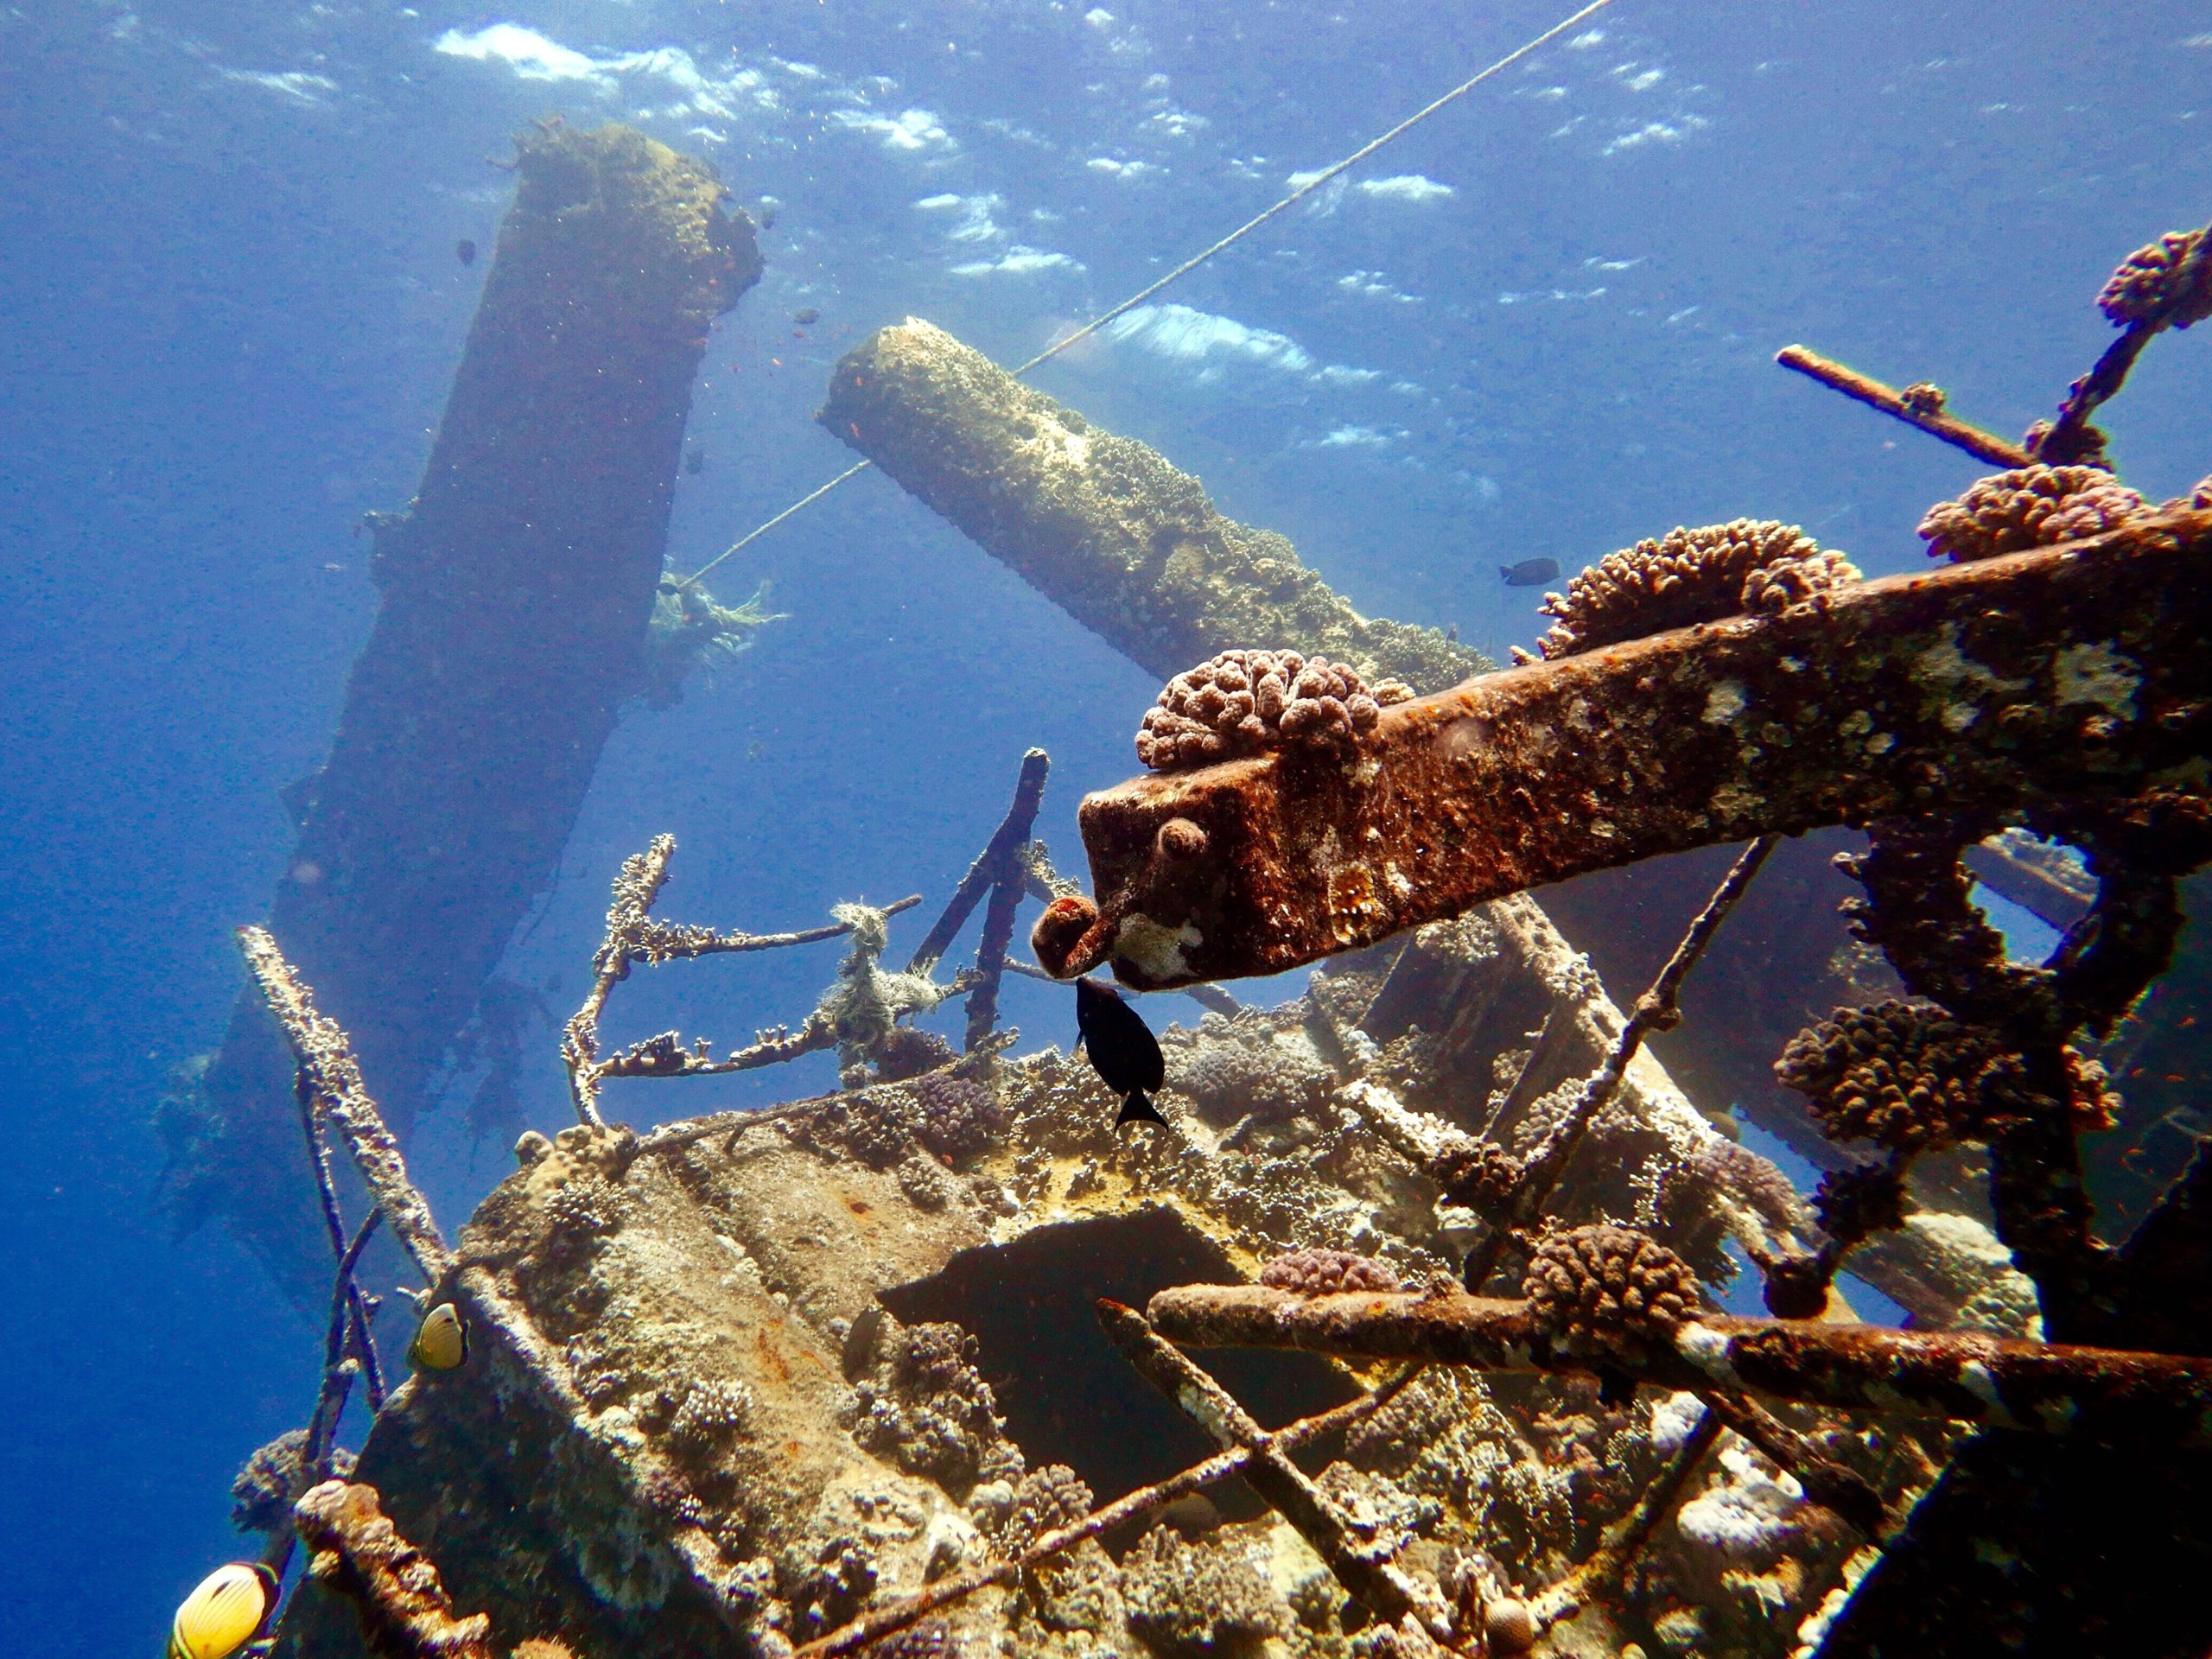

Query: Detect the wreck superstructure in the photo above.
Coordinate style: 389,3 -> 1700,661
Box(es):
171,90 -> 2212,1659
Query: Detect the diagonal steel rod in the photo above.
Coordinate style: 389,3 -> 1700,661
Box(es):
789,1368 -> 1420,1659
1097,1299 -> 1452,1640
1464,835 -> 1778,1287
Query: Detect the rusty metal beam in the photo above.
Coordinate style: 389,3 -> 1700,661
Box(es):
1041,509 -> 2212,987
1145,1283 -> 2212,1445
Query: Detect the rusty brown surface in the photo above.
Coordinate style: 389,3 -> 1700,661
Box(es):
1046,509 -> 2212,988
1144,1283 -> 2212,1441
1774,344 -> 2034,468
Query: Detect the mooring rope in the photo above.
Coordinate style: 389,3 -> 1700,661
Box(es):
674,0 -> 1620,592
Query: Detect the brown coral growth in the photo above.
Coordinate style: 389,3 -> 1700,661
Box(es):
1535,520 -> 1859,659
1522,1224 -> 1699,1357
1430,1138 -> 1526,1216
1774,1000 -> 2015,1154
2097,229 -> 2212,330
1916,464 -> 2148,563
1135,649 -> 1402,771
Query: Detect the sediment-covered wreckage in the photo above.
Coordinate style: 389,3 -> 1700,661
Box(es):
218,207 -> 2212,1659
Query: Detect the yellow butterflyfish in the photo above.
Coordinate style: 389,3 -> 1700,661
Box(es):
168,1561 -> 276,1659
409,1300 -> 468,1371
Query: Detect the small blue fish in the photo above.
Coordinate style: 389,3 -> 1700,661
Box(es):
1500,558 -> 1560,588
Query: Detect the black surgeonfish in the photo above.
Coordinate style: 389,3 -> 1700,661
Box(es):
1076,976 -> 1168,1127
1499,557 -> 1560,587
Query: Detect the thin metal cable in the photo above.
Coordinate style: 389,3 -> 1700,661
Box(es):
676,0 -> 1620,592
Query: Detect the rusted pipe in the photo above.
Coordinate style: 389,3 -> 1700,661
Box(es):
1096,1301 -> 1450,1639
1145,1283 -> 2212,1444
1044,509 -> 2212,987
1775,346 -> 2032,468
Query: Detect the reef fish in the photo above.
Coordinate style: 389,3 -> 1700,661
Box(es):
1076,976 -> 1167,1128
409,1300 -> 468,1371
455,238 -> 477,266
169,1562 -> 277,1659
1499,557 -> 1560,587
791,306 -> 820,326
685,446 -> 707,474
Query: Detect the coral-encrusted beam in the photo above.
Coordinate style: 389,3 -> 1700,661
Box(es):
292,1481 -> 499,1659
1147,1284 -> 2212,1442
1043,508 -> 2212,987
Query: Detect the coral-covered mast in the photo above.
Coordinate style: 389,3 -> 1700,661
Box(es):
179,122 -> 762,1295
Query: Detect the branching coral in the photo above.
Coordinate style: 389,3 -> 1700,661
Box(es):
668,1378 -> 757,1466
1916,464 -> 2148,563
1135,649 -> 1408,771
1521,1224 -> 1700,1359
779,1537 -> 880,1640
899,1072 -> 1005,1163
850,1323 -> 1011,1495
1164,1013 -> 1336,1125
997,1465 -> 1096,1550
857,1618 -> 956,1658
1430,1138 -> 1527,1216
1535,520 -> 1859,660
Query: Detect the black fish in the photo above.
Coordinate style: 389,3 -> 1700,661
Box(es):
1500,557 -> 1559,587
684,446 -> 706,474
455,238 -> 477,266
1076,976 -> 1167,1128
791,306 -> 820,327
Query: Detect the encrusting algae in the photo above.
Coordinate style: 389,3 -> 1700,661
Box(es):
168,156 -> 2212,1659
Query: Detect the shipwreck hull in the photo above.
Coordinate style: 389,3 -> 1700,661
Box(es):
819,318 -> 2022,1327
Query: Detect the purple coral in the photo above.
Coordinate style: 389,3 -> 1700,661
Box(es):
861,1618 -> 957,1658
2096,229 -> 2212,330
1916,465 -> 2147,563
1259,1248 -> 1403,1295
1536,521 -> 1858,660
1135,650 -> 1405,772
904,1071 -> 1006,1162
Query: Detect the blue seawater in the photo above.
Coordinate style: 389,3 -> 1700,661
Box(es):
2,3 -> 2208,1653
